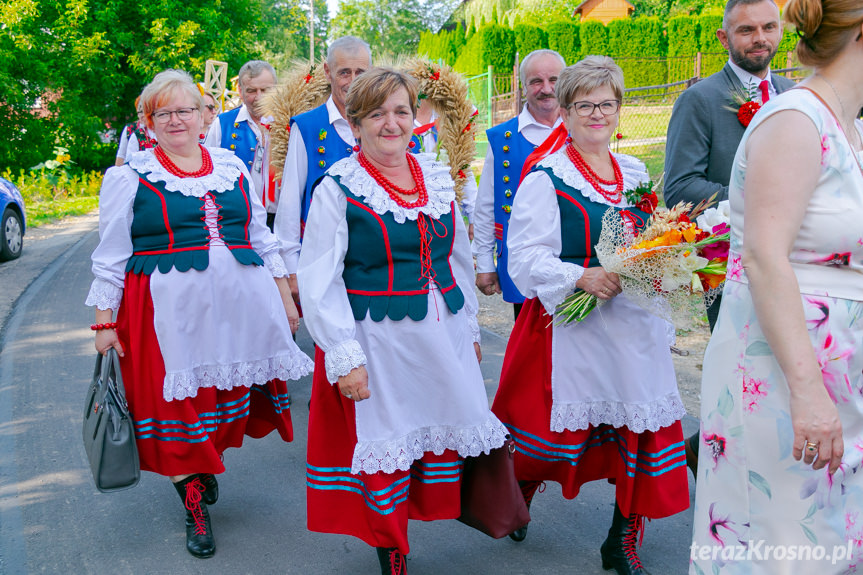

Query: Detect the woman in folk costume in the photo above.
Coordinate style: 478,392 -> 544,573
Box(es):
298,67 -> 508,575
86,69 -> 313,559
491,56 -> 689,575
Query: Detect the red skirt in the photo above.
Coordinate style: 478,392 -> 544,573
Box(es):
491,298 -> 688,519
115,272 -> 294,477
306,348 -> 462,555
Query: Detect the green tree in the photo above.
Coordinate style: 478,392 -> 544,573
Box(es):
330,0 -> 460,56
0,0 -> 273,172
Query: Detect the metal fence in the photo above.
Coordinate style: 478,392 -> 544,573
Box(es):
466,50 -> 810,157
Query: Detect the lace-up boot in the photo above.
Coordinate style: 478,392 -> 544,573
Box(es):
600,503 -> 650,575
173,475 -> 215,558
199,473 -> 219,505
509,480 -> 544,542
376,547 -> 407,575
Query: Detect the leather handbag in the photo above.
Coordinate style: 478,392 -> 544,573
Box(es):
458,435 -> 530,538
82,349 -> 140,492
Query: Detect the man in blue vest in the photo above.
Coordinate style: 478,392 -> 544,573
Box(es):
473,49 -> 566,319
275,36 -> 372,302
205,60 -> 278,229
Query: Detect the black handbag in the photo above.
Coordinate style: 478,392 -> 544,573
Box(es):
82,348 -> 140,492
458,435 -> 530,538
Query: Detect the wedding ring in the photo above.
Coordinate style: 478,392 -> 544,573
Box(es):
805,441 -> 818,452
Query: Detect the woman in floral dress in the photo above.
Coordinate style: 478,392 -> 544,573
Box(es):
689,1 -> 863,573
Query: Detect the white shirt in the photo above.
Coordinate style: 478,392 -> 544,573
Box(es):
727,59 -> 776,103
205,104 -> 278,214
274,96 -> 355,274
118,126 -> 157,162
472,105 -> 562,273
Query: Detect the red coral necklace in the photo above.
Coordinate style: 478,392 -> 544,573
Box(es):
565,144 -> 623,204
358,152 -> 428,208
155,144 -> 213,178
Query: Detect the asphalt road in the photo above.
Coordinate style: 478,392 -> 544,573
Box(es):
0,215 -> 698,574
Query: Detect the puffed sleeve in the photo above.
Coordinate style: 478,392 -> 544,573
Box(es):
506,170 -> 584,316
273,125 -> 307,275
449,201 -> 481,343
85,166 -> 138,310
237,157 -> 288,278
296,176 -> 367,383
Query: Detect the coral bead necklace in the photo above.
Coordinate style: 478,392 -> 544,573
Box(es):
565,143 -> 623,204
154,144 -> 213,178
358,151 -> 428,208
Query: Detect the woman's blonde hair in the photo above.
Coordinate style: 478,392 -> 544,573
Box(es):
345,67 -> 418,127
139,69 -> 204,129
785,0 -> 863,67
555,56 -> 624,110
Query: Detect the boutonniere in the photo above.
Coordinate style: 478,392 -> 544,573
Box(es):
624,180 -> 659,214
726,87 -> 761,128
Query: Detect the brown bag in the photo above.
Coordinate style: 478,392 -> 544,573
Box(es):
457,436 -> 530,538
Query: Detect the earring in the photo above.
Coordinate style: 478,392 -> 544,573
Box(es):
352,144 -> 360,153
616,133 -> 623,140
408,141 -> 416,149
565,136 -> 572,144
199,133 -> 205,140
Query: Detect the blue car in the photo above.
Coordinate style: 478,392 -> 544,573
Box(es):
0,176 -> 26,261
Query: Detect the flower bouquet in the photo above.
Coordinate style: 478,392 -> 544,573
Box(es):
555,189 -> 730,328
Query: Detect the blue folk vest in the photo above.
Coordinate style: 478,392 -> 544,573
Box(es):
535,167 -> 651,271
486,117 -> 534,303
126,172 -> 263,275
293,104 -> 353,225
334,178 -> 465,322
218,107 -> 257,173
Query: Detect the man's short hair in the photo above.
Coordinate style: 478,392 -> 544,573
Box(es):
327,36 -> 372,68
723,0 -> 778,29
519,49 -> 566,86
238,60 -> 276,87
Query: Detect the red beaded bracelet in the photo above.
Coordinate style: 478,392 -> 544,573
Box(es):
90,322 -> 118,331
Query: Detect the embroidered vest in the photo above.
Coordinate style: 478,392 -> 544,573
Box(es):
218,107 -> 257,172
334,178 -> 465,322
126,171 -> 263,275
293,104 -> 353,225
486,117 -> 534,303
126,123 -> 155,150
536,167 -> 651,269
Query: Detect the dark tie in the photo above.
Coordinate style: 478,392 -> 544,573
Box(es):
759,80 -> 770,103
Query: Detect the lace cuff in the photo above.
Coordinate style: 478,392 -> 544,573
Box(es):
537,263 -> 584,316
85,278 -> 123,310
263,252 -> 288,278
550,392 -> 686,434
324,339 -> 367,383
468,313 -> 481,344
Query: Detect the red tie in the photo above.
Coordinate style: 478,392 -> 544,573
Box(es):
759,80 -> 770,104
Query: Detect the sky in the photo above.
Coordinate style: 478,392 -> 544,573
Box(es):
326,0 -> 339,18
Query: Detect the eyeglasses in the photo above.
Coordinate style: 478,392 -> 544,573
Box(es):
569,100 -> 621,117
152,107 -> 199,123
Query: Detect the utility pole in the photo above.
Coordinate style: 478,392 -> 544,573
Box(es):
310,0 -> 315,64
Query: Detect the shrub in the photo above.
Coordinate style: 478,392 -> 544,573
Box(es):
480,24 -> 516,72
579,20 -> 608,59
546,20 -> 580,65
514,24 -> 548,57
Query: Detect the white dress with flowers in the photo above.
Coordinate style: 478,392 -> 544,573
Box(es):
690,90 -> 863,574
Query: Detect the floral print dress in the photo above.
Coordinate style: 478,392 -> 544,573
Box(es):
690,89 -> 863,574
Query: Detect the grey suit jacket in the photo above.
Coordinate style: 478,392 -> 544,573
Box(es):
664,64 -> 796,206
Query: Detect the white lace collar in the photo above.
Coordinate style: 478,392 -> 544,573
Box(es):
327,153 -> 455,222
537,148 -> 649,207
128,146 -> 244,198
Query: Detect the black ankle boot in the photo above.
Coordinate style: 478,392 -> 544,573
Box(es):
509,480 -> 543,542
376,547 -> 407,575
173,475 -> 215,558
200,473 -> 219,505
600,504 -> 650,575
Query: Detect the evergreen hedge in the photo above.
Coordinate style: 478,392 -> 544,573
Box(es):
546,21 -> 580,65
607,17 -> 666,88
480,24 -> 516,72
514,24 -> 548,58
580,20 -> 609,59
667,15 -> 699,82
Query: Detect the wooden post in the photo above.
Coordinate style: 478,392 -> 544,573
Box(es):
205,60 -> 229,108
694,52 -> 702,80
513,52 -> 521,119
